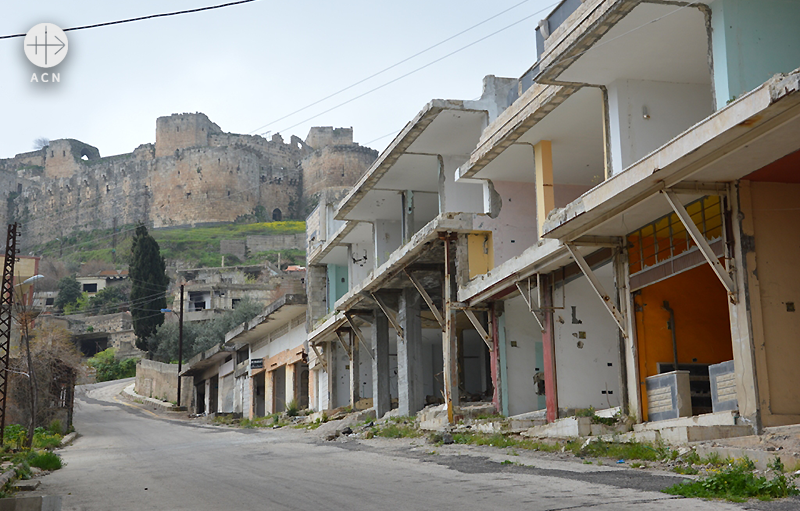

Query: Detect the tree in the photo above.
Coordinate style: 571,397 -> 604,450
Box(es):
148,298 -> 262,363
54,275 -> 81,311
33,137 -> 49,150
86,284 -> 130,316
129,224 -> 169,350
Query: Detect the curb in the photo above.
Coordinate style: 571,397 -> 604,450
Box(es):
60,432 -> 78,447
121,384 -> 186,412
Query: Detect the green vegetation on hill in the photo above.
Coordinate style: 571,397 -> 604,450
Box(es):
32,221 -> 306,268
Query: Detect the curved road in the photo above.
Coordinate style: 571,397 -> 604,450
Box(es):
28,380 -> 769,510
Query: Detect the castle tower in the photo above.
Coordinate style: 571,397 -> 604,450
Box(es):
301,127 -> 378,202
155,113 -> 222,158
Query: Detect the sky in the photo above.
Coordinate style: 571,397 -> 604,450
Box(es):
0,0 -> 556,160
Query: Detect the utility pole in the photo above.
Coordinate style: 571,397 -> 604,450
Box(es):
177,284 -> 184,408
0,224 -> 19,445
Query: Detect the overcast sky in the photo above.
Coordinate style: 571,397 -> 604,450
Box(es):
1,0 -> 555,159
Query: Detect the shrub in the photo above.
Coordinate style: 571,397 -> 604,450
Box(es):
286,399 -> 299,417
87,348 -> 137,382
4,424 -> 26,450
29,451 -> 63,471
32,427 -> 62,449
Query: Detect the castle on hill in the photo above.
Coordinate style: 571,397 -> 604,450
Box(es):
0,113 -> 377,248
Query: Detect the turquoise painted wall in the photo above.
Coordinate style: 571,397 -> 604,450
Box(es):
712,0 -> 800,109
326,265 -> 348,313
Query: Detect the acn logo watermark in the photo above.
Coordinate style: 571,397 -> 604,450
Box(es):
24,23 -> 68,82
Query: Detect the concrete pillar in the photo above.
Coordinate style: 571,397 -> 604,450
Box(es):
728,181 -> 762,430
402,190 -> 415,243
349,330 -> 360,408
490,303 -> 502,414
327,341 -> 336,410
541,273 -> 558,423
286,363 -> 297,409
265,370 -> 274,415
443,237 -> 459,422
372,308 -> 391,418
204,379 -> 211,415
534,140 -> 554,232
308,367 -> 318,412
397,288 -> 424,416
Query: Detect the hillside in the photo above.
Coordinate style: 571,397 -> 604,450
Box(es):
32,221 -> 307,269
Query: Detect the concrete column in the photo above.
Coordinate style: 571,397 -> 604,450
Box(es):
308,367 -> 318,412
402,190 -> 415,243
349,330 -> 360,408
286,363 -> 297,409
248,376 -> 255,419
265,370 -> 274,415
443,237 -> 459,422
327,341 -> 336,410
398,288 -> 424,416
541,273 -> 558,423
204,379 -> 211,415
490,303 -> 502,414
534,140 -> 554,233
372,308 -> 391,418
728,181 -> 763,430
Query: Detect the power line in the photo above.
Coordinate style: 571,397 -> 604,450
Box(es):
248,0 -> 545,135
0,0 -> 258,40
275,2 -> 559,135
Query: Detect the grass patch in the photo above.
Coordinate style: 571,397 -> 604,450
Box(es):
448,432 -> 562,452
567,438 -> 666,461
31,221 -> 306,268
28,451 -> 62,471
372,422 -> 420,439
664,458 -> 799,502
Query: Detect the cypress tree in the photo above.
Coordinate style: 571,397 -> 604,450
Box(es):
129,224 -> 169,351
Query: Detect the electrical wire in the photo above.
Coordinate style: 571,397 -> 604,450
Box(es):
275,3 -> 559,134
248,0 -> 547,134
0,0 -> 258,40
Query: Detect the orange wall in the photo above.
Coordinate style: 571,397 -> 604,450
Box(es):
634,263 -> 733,419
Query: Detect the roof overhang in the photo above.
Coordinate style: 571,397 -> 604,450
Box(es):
223,293 -> 307,347
458,84 -> 576,180
335,100 -> 488,221
542,70 -> 800,241
307,312 -> 347,346
334,213 -> 480,313
181,343 -> 233,377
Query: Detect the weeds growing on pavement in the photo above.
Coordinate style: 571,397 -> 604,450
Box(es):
664,457 -> 799,502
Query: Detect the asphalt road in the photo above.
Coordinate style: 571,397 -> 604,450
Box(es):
27,379 -> 797,510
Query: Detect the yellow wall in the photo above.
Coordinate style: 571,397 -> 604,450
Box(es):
467,232 -> 494,280
750,182 -> 800,415
635,263 -> 733,420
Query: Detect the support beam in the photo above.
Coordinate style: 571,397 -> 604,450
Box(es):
663,190 -> 737,300
669,181 -> 729,195
404,269 -> 444,330
345,313 -> 374,360
335,329 -> 351,358
310,343 -> 327,371
535,140 -> 554,233
570,235 -> 623,248
463,309 -> 493,351
565,244 -> 627,336
515,279 -> 545,331
371,293 -> 404,341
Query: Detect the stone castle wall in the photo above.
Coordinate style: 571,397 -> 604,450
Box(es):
1,113 -> 377,249
302,144 -> 378,201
